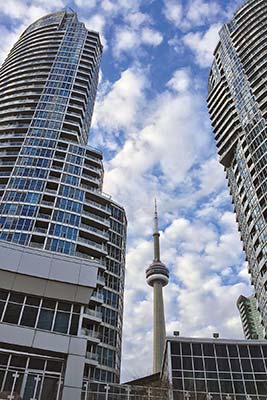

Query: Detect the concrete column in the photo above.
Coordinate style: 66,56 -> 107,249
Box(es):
153,281 -> 166,373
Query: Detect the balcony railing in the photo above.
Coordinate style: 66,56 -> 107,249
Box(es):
80,223 -> 108,239
81,327 -> 99,339
78,237 -> 107,252
82,210 -> 109,226
84,308 -> 102,319
85,352 -> 98,361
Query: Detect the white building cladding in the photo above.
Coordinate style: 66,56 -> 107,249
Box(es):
207,0 -> 267,332
0,10 -> 127,399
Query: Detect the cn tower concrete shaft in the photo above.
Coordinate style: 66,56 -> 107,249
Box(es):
153,281 -> 166,373
146,200 -> 169,373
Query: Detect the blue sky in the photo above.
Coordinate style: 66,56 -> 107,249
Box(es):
1,0 -> 251,381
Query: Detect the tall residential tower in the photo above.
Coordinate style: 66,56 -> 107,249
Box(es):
237,294 -> 265,339
146,202 -> 169,373
207,0 -> 267,332
0,10 -> 126,399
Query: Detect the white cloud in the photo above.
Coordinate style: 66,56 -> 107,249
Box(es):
164,0 -> 223,30
186,0 -> 221,26
141,28 -> 163,47
93,66 -> 250,381
74,0 -> 97,7
113,28 -> 139,56
163,0 -> 183,27
183,23 -> 221,67
121,209 -> 248,381
93,66 -> 148,135
113,24 -> 163,57
167,68 -> 191,93
125,12 -> 151,27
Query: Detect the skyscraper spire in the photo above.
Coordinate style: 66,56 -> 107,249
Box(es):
153,199 -> 160,262
146,201 -> 169,373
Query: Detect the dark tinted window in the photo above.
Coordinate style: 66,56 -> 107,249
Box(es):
193,357 -> 204,370
54,312 -> 69,334
69,314 -> 79,335
241,358 -> 252,372
207,380 -> 219,392
0,290 -> 8,300
182,343 -> 191,355
10,356 -> 27,368
9,293 -> 24,303
203,343 -> 214,357
228,344 -> 238,357
3,303 -> 22,324
42,299 -> 56,309
251,358 -> 265,372
230,358 -> 241,372
239,345 -> 249,357
183,357 -> 193,370
172,356 -> 181,369
245,380 -> 256,394
192,343 -> 202,356
37,309 -> 54,330
217,358 -> 230,371
249,345 -> 262,358
21,306 -> 38,327
262,346 -> 267,357
171,342 -> 180,355
204,357 -> 216,371
26,296 -> 40,306
215,344 -> 227,357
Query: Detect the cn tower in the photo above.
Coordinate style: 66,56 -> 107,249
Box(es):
146,201 -> 169,373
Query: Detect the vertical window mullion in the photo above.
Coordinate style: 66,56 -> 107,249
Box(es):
51,301 -> 58,332
17,294 -> 27,325
67,305 -> 73,335
1,292 -> 10,322
35,298 -> 43,329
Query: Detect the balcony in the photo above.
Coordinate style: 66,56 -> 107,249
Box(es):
85,351 -> 99,365
34,227 -> 47,234
37,213 -> 51,220
82,210 -> 109,227
78,237 -> 107,253
90,292 -> 104,303
84,308 -> 102,320
29,242 -> 44,249
80,223 -> 109,240
81,328 -> 100,342
97,275 -> 105,285
84,198 -> 110,214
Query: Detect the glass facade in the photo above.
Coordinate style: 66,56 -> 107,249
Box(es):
164,338 -> 267,399
0,349 -> 64,400
237,294 -> 265,340
0,9 -> 127,389
207,0 -> 267,332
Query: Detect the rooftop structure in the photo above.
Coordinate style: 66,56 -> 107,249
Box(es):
162,335 -> 267,398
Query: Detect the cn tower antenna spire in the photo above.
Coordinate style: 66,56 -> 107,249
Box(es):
145,200 -> 169,373
153,199 -> 160,262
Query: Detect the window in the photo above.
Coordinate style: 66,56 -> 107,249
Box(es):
37,309 -> 54,330
3,303 -> 22,324
53,312 -> 69,334
0,290 -> 80,336
20,306 -> 38,327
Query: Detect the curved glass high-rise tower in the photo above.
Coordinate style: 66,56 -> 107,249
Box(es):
0,10 -> 126,399
207,0 -> 267,335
